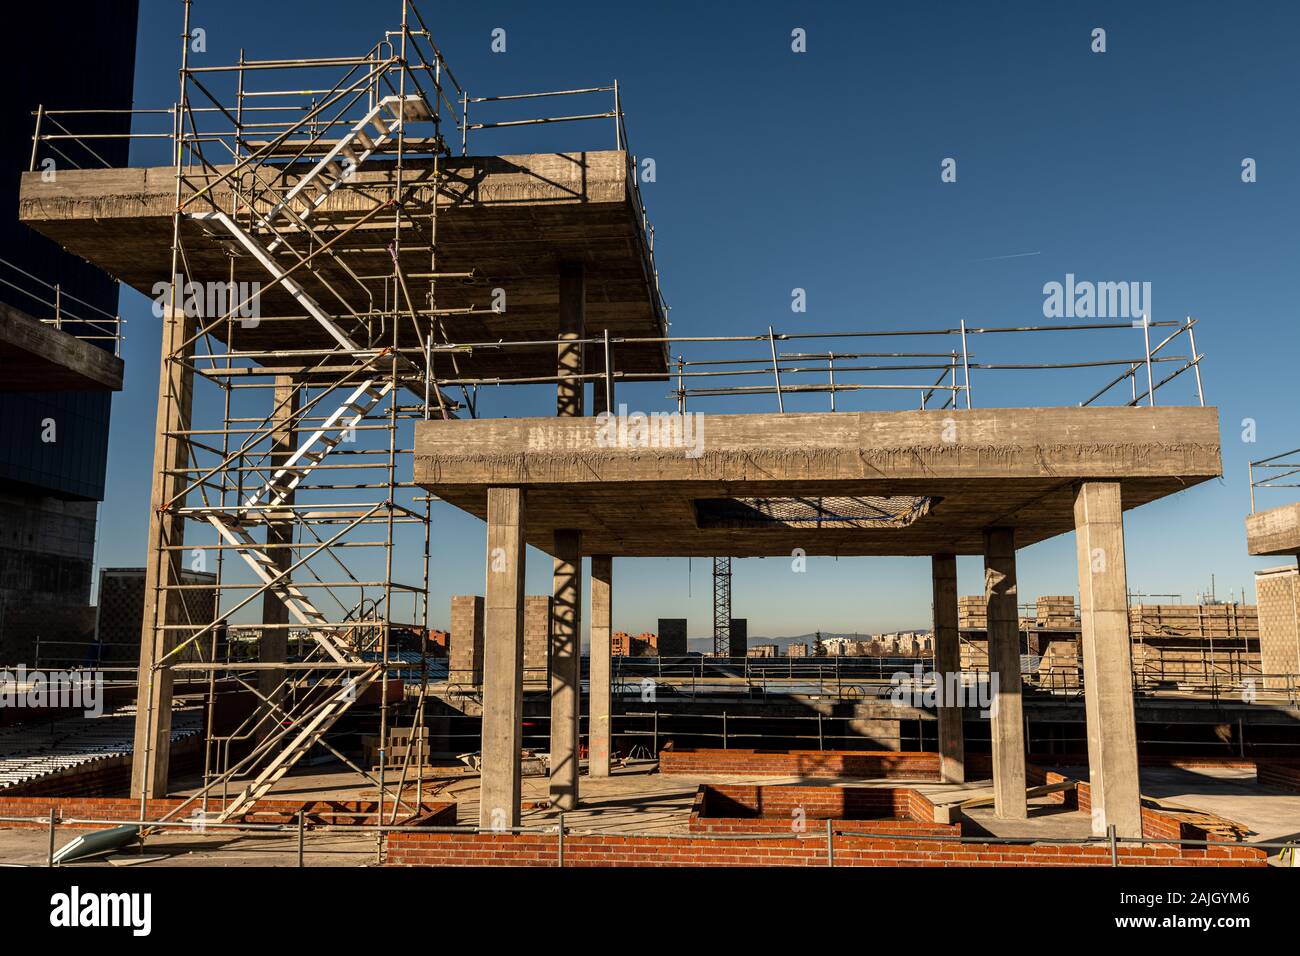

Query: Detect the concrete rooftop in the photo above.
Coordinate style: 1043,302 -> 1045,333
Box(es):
0,299 -> 122,391
18,150 -> 667,379
413,406 -> 1222,557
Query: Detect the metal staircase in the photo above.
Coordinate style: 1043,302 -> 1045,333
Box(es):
242,378 -> 395,511
189,208 -> 364,352
214,664 -> 382,822
261,94 -> 433,248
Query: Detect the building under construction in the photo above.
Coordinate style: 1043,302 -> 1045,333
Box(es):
1,1 -> 1298,871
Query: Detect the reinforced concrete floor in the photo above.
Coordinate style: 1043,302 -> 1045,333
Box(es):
0,761 -> 1293,866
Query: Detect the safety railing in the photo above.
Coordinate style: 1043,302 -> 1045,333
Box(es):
1248,446 -> 1300,513
420,316 -> 1207,416
460,81 -> 669,342
0,256 -> 123,355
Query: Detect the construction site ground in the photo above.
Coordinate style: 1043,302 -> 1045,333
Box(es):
1,760 -> 1295,867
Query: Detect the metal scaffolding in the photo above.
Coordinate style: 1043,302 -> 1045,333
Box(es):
20,0 -> 1216,830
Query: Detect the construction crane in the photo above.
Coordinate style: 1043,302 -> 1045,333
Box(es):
713,556 -> 732,657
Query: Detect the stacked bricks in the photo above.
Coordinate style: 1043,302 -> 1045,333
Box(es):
1035,596 -> 1077,628
1254,567 -> 1298,690
957,595 -> 986,630
659,747 -> 940,779
656,618 -> 688,657
524,594 -> 552,687
1129,603 -> 1259,639
448,595 -> 484,685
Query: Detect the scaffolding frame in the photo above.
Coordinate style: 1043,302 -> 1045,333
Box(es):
24,0 -> 1216,833
22,0 -> 670,835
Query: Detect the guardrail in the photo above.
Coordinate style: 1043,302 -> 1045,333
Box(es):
0,810 -> 1288,868
0,256 -> 123,355
1248,446 -> 1300,513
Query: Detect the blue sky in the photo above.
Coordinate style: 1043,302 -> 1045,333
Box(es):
93,0 -> 1299,638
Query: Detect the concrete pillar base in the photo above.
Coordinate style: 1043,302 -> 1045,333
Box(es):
985,528 -> 1027,819
931,553 -> 965,784
479,487 -> 526,830
549,530 -> 582,810
1075,481 -> 1142,838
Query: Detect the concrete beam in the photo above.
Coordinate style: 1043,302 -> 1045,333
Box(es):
549,530 -> 582,809
1075,481 -> 1142,838
414,407 -> 1222,557
588,555 -> 613,778
1246,502 -> 1300,557
0,300 -> 123,392
984,528 -> 1027,819
479,487 -> 526,830
19,152 -> 669,380
130,290 -> 196,799
931,553 -> 965,784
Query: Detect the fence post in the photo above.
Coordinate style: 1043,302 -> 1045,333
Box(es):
297,809 -> 305,867
47,807 -> 57,867
1108,824 -> 1118,867
557,812 -> 565,868
826,818 -> 834,867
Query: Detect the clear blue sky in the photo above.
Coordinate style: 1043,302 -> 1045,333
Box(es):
92,0 -> 1299,639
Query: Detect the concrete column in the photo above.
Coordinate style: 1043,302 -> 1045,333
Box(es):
131,287 -> 197,799
984,528 -> 1027,819
547,262 -> 586,807
931,553 -> 965,784
556,263 -> 585,417
549,530 -> 582,809
588,555 -> 613,778
479,486 -> 526,830
1074,481 -> 1142,838
259,374 -> 298,706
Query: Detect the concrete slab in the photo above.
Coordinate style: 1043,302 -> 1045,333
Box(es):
0,300 -> 122,391
19,151 -> 667,379
1246,502 -> 1300,556
414,406 -> 1222,556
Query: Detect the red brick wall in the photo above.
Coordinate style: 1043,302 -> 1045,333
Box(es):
688,784 -> 959,836
385,829 -> 1265,867
659,748 -> 940,779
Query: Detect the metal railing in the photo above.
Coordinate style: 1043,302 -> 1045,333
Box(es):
1248,446 -> 1300,513
458,81 -> 669,343
2,809 -> 1288,869
0,256 -> 123,355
